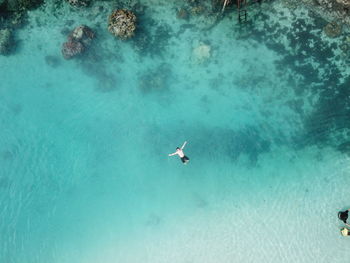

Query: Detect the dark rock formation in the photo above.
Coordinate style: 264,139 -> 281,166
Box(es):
61,25 -> 95,59
70,25 -> 94,46
62,41 -> 84,59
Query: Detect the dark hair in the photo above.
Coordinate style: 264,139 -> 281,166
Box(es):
176,147 -> 180,150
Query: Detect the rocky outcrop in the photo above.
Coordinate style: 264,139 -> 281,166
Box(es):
0,29 -> 12,55
323,21 -> 342,38
62,41 -> 84,59
61,25 -> 95,59
314,0 -> 350,8
70,25 -> 94,46
336,0 -> 350,7
301,0 -> 350,26
108,9 -> 136,40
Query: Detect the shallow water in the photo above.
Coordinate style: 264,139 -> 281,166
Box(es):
1,0 -> 350,262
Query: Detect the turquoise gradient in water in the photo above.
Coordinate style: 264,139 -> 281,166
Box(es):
1,1 -> 350,262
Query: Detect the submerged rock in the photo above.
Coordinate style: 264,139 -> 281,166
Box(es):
70,25 -> 95,46
0,29 -> 12,55
191,5 -> 205,15
62,41 -> 84,59
323,21 -> 342,38
61,25 -> 95,59
65,0 -> 90,7
108,9 -> 136,40
10,11 -> 25,28
192,42 -> 211,64
282,0 -> 297,10
177,8 -> 189,20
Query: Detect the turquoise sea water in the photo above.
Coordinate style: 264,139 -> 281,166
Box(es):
1,0 -> 350,262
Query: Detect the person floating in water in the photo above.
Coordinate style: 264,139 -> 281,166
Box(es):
168,141 -> 189,164
338,209 -> 350,226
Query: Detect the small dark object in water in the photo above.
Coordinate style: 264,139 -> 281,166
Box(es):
338,209 -> 349,224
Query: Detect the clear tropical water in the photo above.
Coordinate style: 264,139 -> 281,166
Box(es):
1,0 -> 350,262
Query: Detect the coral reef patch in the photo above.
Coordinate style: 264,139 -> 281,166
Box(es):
108,9 -> 136,40
323,21 -> 342,38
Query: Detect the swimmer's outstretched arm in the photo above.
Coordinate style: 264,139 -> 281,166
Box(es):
168,152 -> 177,156
181,141 -> 187,150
